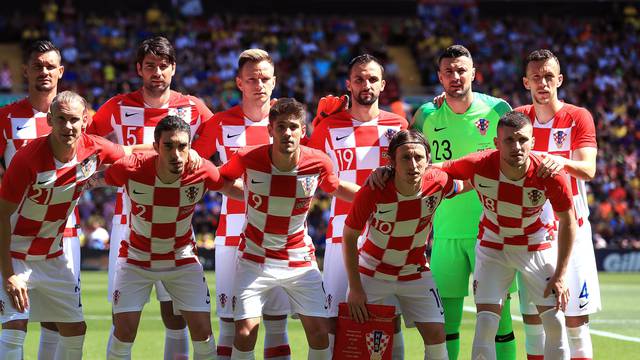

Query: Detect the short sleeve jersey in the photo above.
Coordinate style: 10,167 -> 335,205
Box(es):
104,153 -> 223,269
219,145 -> 340,267
413,92 -> 511,239
307,110 -> 408,244
442,150 -> 573,251
515,103 -> 596,226
0,134 -> 125,260
345,168 -> 454,281
192,105 -> 271,246
0,98 -> 81,237
88,89 -> 212,225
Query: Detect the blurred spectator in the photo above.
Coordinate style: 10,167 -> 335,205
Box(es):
86,215 -> 110,250
0,62 -> 12,93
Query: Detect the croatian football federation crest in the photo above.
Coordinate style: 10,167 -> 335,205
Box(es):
366,330 -> 391,360
300,176 -> 317,197
553,130 -> 567,147
425,195 -> 437,213
475,118 -> 489,136
528,189 -> 543,206
169,106 -> 191,123
219,293 -> 228,308
113,290 -> 121,305
185,186 -> 200,202
384,128 -> 397,142
79,155 -> 98,179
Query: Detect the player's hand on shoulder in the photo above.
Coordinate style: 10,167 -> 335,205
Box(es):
433,92 -> 446,108
365,166 -> 393,190
312,94 -> 349,127
544,273 -> 569,311
537,154 -> 564,178
347,287 -> 369,323
186,149 -> 203,173
4,274 -> 29,312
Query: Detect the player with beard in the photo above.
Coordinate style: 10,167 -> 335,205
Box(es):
307,54 -> 408,357
0,40 -> 83,360
88,36 -> 212,360
412,45 -> 516,360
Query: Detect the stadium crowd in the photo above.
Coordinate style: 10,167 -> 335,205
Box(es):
1,1 -> 638,250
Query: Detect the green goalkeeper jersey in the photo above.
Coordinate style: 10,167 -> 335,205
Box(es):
413,92 -> 511,239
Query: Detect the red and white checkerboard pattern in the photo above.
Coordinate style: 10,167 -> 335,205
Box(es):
0,134 -> 124,260
516,103 -> 597,226
443,150 -> 573,251
89,89 -> 212,225
346,168 -> 454,281
219,145 -> 340,267
104,153 -> 223,269
307,110 -> 408,244
192,105 -> 271,246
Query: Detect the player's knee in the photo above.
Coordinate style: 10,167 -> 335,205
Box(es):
114,321 -> 138,343
234,321 -> 257,340
475,311 -> 501,343
304,320 -> 329,348
565,314 -> 589,328
539,308 -> 565,339
420,324 -> 446,345
160,303 -> 186,329
522,313 -> 542,324
2,319 -> 28,332
57,321 -> 86,337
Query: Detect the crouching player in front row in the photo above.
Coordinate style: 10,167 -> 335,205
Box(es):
343,129 -> 466,360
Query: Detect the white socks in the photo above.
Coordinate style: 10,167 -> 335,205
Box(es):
231,346 -> 254,360
38,327 -> 60,360
106,333 -> 133,360
523,323 -> 545,358
472,311 -> 500,360
307,347 -> 330,360
164,327 -> 189,360
327,333 -> 335,354
0,329 -> 26,360
425,343 -> 448,360
192,336 -> 216,360
218,321 -> 235,359
392,331 -> 404,360
567,323 -> 593,359
539,308 -> 570,360
263,319 -> 290,359
54,335 -> 84,360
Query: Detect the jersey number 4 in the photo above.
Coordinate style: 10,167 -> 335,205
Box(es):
431,140 -> 452,161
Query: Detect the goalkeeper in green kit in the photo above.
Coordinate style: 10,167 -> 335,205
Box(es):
412,45 -> 516,360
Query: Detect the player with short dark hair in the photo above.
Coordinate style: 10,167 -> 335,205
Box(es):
516,49 -> 600,360
220,98 -> 359,360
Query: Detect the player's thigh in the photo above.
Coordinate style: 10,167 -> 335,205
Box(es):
431,238 -> 474,297
322,242 -> 348,316
108,223 -> 129,301
111,261 -> 155,314
232,259 -> 276,321
215,245 -> 239,318
29,257 -> 84,323
395,273 -> 445,328
262,286 -> 291,317
62,236 -> 81,280
473,246 -> 515,306
0,259 -> 31,323
565,223 -> 601,315
511,247 -> 557,308
358,274 -> 395,305
161,263 -> 212,313
280,267 -> 327,318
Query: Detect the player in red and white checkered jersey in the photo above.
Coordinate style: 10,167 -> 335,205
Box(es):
0,91 -> 142,359
0,40 -> 84,359
306,54 -> 408,355
87,36 -> 213,359
441,111 -> 577,360
515,49 -> 600,360
192,49 -> 292,360
220,99 -> 359,360
344,130 -> 467,360
101,115 -> 242,360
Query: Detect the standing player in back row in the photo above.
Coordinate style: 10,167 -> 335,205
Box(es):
307,54 -> 408,356
0,40 -> 82,360
88,36 -> 213,360
412,45 -> 516,360
192,49 -> 292,360
516,49 -> 600,360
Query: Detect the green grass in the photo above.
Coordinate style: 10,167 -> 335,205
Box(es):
20,272 -> 640,359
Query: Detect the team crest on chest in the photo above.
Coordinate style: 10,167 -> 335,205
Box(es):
169,107 -> 191,123
528,189 -> 543,205
80,155 -> 98,179
475,118 -> 489,136
425,195 -> 438,213
553,130 -> 567,147
384,128 -> 397,142
185,186 -> 200,202
300,177 -> 317,197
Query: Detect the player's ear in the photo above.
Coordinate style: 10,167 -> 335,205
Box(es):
58,65 -> 65,78
46,112 -> 53,127
493,136 -> 498,148
345,79 -> 352,93
23,64 -> 28,80
380,79 -> 386,92
136,62 -> 143,77
471,67 -> 476,82
523,76 -> 530,90
236,76 -> 243,92
557,73 -> 563,88
153,141 -> 159,153
300,122 -> 306,137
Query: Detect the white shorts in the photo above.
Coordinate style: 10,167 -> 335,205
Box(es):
108,222 -> 171,302
359,272 -> 444,327
322,242 -> 348,317
520,222 -> 601,316
62,236 -> 81,279
0,256 -> 83,323
474,245 -> 558,308
112,260 -> 211,314
215,245 -> 290,318
232,259 -> 326,320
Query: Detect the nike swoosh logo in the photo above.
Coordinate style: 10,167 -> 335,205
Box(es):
37,180 -> 48,185
125,112 -> 136,117
16,125 -> 30,131
434,127 -> 446,132
478,184 -> 491,188
132,190 -> 145,194
378,210 -> 391,214
440,310 -> 445,315
335,135 -> 349,141
251,179 -> 263,184
226,133 -> 240,139
579,301 -> 589,309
